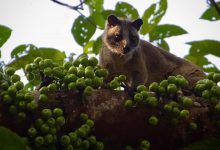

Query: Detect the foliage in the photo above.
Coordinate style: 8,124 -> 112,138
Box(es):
0,126 -> 27,150
200,1 -> 220,21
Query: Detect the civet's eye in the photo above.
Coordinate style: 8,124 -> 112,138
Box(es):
114,34 -> 122,42
130,35 -> 137,41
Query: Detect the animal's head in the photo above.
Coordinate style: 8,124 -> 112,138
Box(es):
103,15 -> 143,55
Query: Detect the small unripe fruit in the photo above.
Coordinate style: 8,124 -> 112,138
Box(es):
76,78 -> 86,90
95,141 -> 104,150
158,86 -> 165,96
180,109 -> 190,119
202,90 -> 211,99
24,93 -> 34,102
140,140 -> 150,150
213,73 -> 220,83
3,94 -> 12,104
43,67 -> 52,76
28,127 -> 37,138
68,66 -> 77,74
11,74 -> 20,82
80,113 -> 89,123
189,122 -> 197,130
18,101 -> 26,110
14,81 -> 24,90
134,93 -> 143,103
148,116 -> 159,126
164,104 -> 172,112
207,72 -> 214,80
34,136 -> 44,146
88,57 -> 98,67
0,81 -> 9,90
177,77 -> 189,88
118,75 -> 126,82
44,134 -> 54,144
39,94 -> 48,102
5,67 -> 15,76
18,112 -> 26,121
69,132 -> 78,143
41,109 -> 52,119
146,97 -> 158,107
53,108 -> 63,117
181,96 -> 193,107
63,62 -> 72,70
47,118 -> 56,126
26,100 -> 38,110
39,87 -> 48,94
168,76 -> 177,84
160,79 -> 168,87
215,103 -> 220,114
86,119 -> 94,128
7,85 -> 17,95
68,82 -> 76,91
35,118 -> 44,129
125,145 -> 133,150
149,82 -> 159,92
81,140 -> 90,149
136,85 -> 147,93
40,123 -> 50,133
85,78 -> 93,86
167,84 -> 178,94
88,135 -> 96,145
172,107 -> 180,116
194,83 -> 206,94
77,127 -> 87,137
211,86 -> 220,97
47,83 -> 57,91
124,99 -> 133,109
93,77 -> 103,88
56,116 -> 65,126
9,105 -> 17,114
83,86 -> 94,96
34,57 -> 43,65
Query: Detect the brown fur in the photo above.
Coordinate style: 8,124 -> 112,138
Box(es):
99,15 -> 205,88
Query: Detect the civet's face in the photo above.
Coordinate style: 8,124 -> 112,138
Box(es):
104,15 -> 143,55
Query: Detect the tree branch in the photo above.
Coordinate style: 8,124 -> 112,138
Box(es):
50,0 -> 102,29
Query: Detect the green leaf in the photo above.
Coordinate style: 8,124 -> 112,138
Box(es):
200,1 -> 220,21
93,36 -> 102,55
0,126 -> 27,150
7,46 -> 66,70
84,40 -> 95,54
10,44 -> 29,58
155,39 -> 170,51
149,24 -> 187,41
85,0 -> 104,14
185,55 -> 219,73
180,138 -> 220,150
187,40 -> 220,57
71,15 -> 96,46
90,12 -> 105,29
140,0 -> 167,35
0,25 -> 12,47
115,2 -> 139,20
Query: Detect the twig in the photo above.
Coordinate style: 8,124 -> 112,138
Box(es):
209,0 -> 220,16
51,0 -> 101,29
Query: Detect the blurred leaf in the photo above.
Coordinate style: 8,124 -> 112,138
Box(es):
185,55 -> 219,73
10,44 -> 30,58
90,12 -> 105,29
84,40 -> 95,54
93,36 -> 102,55
115,2 -> 139,19
180,138 -> 220,150
8,46 -> 66,70
149,24 -> 187,41
0,25 -> 12,48
85,0 -> 104,14
200,1 -> 220,21
0,126 -> 27,150
187,40 -> 220,57
140,0 -> 167,35
155,39 -> 170,51
71,15 -> 96,46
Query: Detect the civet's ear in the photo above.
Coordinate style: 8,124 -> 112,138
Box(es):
107,15 -> 120,27
131,19 -> 143,31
